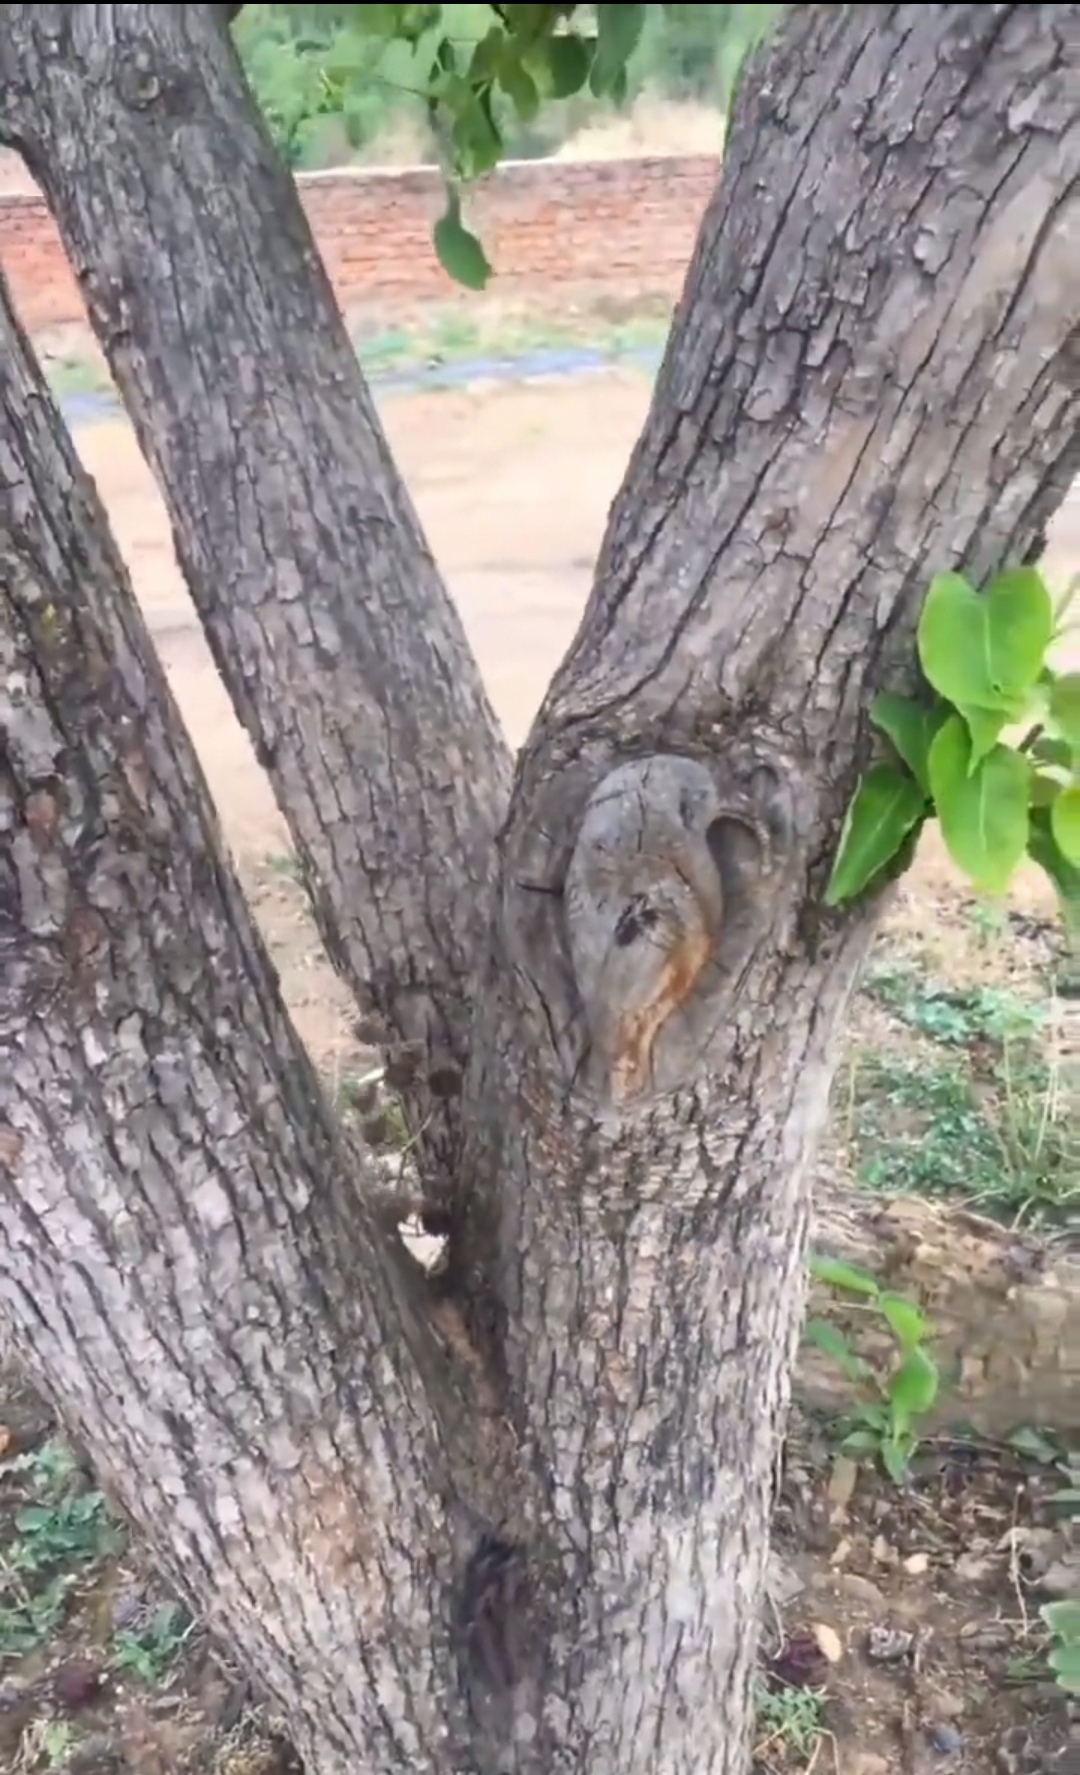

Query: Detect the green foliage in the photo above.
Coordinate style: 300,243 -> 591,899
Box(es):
804,1256 -> 939,1484
0,1440 -> 124,1660
111,1601 -> 193,1684
753,1679 -> 826,1758
846,958 -> 1072,1228
1043,1599 -> 1080,1695
233,5 -> 783,279
433,188 -> 492,288
827,565 -> 1080,928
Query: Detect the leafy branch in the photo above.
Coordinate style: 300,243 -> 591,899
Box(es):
827,565 -> 1080,932
256,3 -> 782,286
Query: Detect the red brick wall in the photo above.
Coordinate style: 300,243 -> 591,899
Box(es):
0,155 -> 719,337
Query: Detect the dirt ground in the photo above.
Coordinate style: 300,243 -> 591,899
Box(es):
1,370 -> 1076,1775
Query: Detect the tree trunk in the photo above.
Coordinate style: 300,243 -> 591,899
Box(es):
0,279 -> 497,1775
454,4 -> 1079,1761
1,5 -> 1078,1775
0,1 -> 514,1197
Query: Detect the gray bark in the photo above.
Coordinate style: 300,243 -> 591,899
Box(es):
0,5 -> 1078,1775
0,1 -> 514,1190
0,280 -> 492,1775
457,4 -> 1080,1764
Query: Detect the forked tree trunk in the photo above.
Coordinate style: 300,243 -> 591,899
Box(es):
1,6 -> 1078,1775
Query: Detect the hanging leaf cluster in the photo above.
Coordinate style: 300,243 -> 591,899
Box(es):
826,565 -> 1080,931
263,3 -> 781,286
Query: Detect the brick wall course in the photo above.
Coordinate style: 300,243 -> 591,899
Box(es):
0,155 -> 719,336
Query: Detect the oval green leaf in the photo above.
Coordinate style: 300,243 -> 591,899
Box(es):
886,1347 -> 939,1430
808,1255 -> 880,1298
497,53 -> 539,120
869,694 -> 946,794
589,1 -> 646,96
433,193 -> 492,291
917,567 -> 1053,712
1042,1599 -> 1080,1638
825,765 -> 928,905
927,718 -> 1030,895
536,31 -> 592,98
877,1293 -> 932,1350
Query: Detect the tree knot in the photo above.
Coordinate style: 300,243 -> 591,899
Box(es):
564,752 -> 790,1105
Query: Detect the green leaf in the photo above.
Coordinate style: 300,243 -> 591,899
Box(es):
869,694 -> 946,794
886,1347 -> 939,1430
957,702 -> 1009,770
433,191 -> 491,291
825,765 -> 928,904
1049,672 -> 1080,751
802,1319 -> 869,1385
468,25 -> 505,82
876,1293 -> 932,1351
1051,784 -> 1080,865
927,717 -> 1030,895
1048,1644 -> 1080,1693
802,1317 -> 850,1360
808,1255 -> 880,1298
1042,1599 -> 1080,1639
880,1437 -> 914,1485
589,2 -> 646,96
450,88 -> 502,178
840,1427 -> 885,1455
1007,1426 -> 1061,1464
917,567 -> 1054,713
534,31 -> 592,98
498,55 -> 540,120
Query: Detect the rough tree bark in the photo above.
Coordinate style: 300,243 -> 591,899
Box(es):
0,285 -> 516,1769
0,1 -> 514,1196
0,5 -> 1078,1775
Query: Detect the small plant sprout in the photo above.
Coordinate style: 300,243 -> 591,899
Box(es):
827,565 -> 1080,931
804,1255 -> 939,1484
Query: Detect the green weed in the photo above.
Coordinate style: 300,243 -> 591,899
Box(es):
754,1681 -> 826,1761
863,963 -> 1045,1048
111,1600 -> 193,1685
850,1049 -> 1071,1225
844,957 -> 1072,1226
264,849 -> 305,885
0,1441 -> 124,1662
804,1257 -> 939,1483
